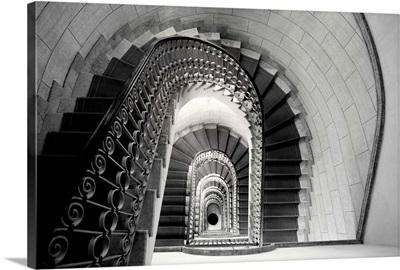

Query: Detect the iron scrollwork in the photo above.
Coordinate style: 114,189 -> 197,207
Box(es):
45,37 -> 262,267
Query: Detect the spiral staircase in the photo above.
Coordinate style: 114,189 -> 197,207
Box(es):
156,124 -> 250,247
37,25 -> 311,267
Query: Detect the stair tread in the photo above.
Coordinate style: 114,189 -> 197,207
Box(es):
264,189 -> 301,192
263,215 -> 299,218
155,27 -> 177,39
263,228 -> 298,231
265,159 -> 303,162
103,57 -> 136,80
265,137 -> 301,148
41,131 -> 92,155
265,115 -> 297,133
264,201 -> 301,204
240,48 -> 261,60
221,39 -> 241,48
121,44 -> 145,66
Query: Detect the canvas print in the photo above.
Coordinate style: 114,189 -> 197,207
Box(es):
27,1 -> 399,269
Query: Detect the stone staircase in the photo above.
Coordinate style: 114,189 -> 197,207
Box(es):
155,124 -> 250,247
37,23 -> 312,266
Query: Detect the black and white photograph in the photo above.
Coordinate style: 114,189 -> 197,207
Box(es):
1,0 -> 400,269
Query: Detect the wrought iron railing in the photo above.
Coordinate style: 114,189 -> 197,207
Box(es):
43,37 -> 262,268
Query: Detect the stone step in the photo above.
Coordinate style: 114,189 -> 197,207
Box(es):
238,213 -> 249,221
163,187 -> 188,196
221,39 -> 241,61
263,230 -> 298,243
168,159 -> 190,171
274,77 -> 292,95
87,74 -> 125,98
41,131 -> 92,155
262,83 -> 290,116
155,239 -> 184,247
59,112 -> 105,132
234,151 -> 249,168
230,143 -> 248,164
157,227 -> 187,239
265,102 -> 298,132
263,190 -> 300,203
265,124 -> 301,146
170,147 -> 193,164
254,61 -> 278,96
198,32 -> 221,46
238,220 -> 248,227
173,140 -> 197,158
74,97 -> 114,113
110,38 -> 132,60
72,72 -> 94,98
90,52 -> 112,76
235,160 -> 250,174
240,48 -> 261,77
236,161 -> 249,173
155,27 -> 177,39
264,176 -> 302,190
225,133 -> 240,158
165,179 -> 188,189
158,216 -> 187,227
237,185 -> 249,193
160,205 -> 187,216
265,158 -> 303,163
263,204 -> 299,217
237,177 -> 249,185
236,167 -> 249,178
162,195 -> 187,205
103,57 -> 136,80
132,30 -> 156,51
265,141 -> 303,160
239,228 -> 249,235
167,171 -> 188,180
177,28 -> 199,37
84,34 -> 113,68
121,44 -> 145,67
238,194 -> 249,201
264,172 -> 302,177
238,208 -> 248,216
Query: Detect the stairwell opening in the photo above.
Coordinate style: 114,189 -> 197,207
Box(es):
157,88 -> 257,246
208,213 -> 219,226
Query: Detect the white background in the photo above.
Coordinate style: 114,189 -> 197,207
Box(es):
0,0 -> 399,269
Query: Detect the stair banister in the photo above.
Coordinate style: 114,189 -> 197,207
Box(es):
42,36 -> 263,268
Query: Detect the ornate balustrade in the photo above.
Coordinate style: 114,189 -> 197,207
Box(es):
200,186 -> 228,233
43,37 -> 262,268
200,177 -> 231,233
190,153 -> 237,241
204,196 -> 227,231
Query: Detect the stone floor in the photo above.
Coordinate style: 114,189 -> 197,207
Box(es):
152,244 -> 399,265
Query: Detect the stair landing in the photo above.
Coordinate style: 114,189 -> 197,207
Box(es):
182,244 -> 276,256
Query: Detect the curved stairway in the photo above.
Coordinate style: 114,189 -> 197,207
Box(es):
37,24 -> 311,266
155,125 -> 250,247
